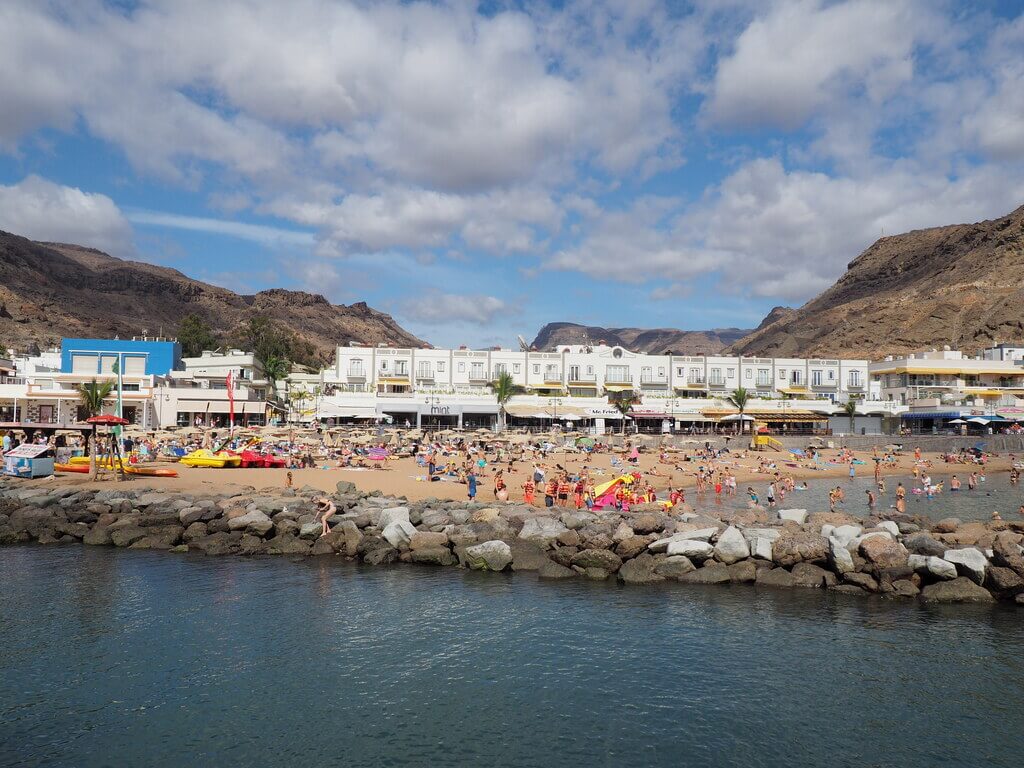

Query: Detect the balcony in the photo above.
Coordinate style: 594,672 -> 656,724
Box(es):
346,368 -> 367,380
847,380 -> 864,389
567,373 -> 597,383
415,370 -> 435,381
468,369 -> 488,382
543,372 -> 563,383
639,374 -> 667,385
708,378 -> 726,388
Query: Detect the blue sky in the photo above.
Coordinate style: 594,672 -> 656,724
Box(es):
1,0 -> 1023,348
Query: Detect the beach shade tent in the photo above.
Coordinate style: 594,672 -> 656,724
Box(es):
720,414 -> 756,423
947,419 -> 968,424
966,417 -> 991,425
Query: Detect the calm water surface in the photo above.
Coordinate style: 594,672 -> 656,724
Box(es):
2,546 -> 1023,768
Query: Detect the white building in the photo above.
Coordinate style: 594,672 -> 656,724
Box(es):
318,343 -> 876,432
870,346 -> 1024,407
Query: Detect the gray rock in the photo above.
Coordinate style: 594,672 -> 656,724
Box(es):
926,556 -> 958,581
378,507 -> 411,528
465,540 -> 513,572
876,521 -> 900,537
828,537 -> 855,574
227,510 -> 274,536
410,547 -> 456,566
518,516 -> 569,547
382,519 -> 416,549
728,560 -> 757,583
654,555 -> 696,579
943,548 -> 988,585
843,572 -> 880,592
756,567 -> 796,588
666,539 -> 714,560
679,562 -> 731,584
538,560 -> 576,579
82,526 -> 112,546
617,554 -> 665,585
511,543 -> 550,571
648,528 -> 719,552
904,532 -> 947,557
920,577 -> 994,603
772,531 -> 828,567
791,562 -> 830,588
570,548 -> 623,573
713,526 -> 750,564
560,510 -> 597,530
751,537 -> 775,561
778,509 -> 808,524
335,480 -> 357,495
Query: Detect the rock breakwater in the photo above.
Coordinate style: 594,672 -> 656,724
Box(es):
3,479 -> 1024,605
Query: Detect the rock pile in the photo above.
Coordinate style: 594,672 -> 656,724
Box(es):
2,480 -> 1023,605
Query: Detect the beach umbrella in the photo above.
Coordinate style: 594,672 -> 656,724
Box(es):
966,417 -> 990,425
947,418 -> 967,424
721,414 -> 755,422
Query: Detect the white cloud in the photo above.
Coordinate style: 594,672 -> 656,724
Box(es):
705,0 -> 926,129
400,292 -> 513,327
0,175 -> 134,256
126,210 -> 314,247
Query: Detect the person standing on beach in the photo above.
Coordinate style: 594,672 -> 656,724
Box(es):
467,467 -> 478,501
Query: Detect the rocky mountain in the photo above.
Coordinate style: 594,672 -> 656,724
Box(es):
727,204 -> 1024,359
0,231 -> 425,363
531,322 -> 752,355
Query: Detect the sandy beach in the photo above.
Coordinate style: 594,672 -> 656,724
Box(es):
34,448 -> 1016,504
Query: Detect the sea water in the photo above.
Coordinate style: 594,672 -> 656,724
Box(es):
2,547 -> 1023,768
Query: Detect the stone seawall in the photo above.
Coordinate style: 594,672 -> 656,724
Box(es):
2,479 -> 1023,605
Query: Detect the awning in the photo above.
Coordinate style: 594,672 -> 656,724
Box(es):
900,411 -> 964,420
318,404 -> 378,418
603,383 -> 635,392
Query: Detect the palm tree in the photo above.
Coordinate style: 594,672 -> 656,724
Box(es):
842,399 -> 859,434
610,391 -> 638,435
262,355 -> 290,399
490,371 -> 519,431
727,386 -> 750,433
77,380 -> 114,480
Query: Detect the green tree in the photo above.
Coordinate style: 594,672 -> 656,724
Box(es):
177,313 -> 219,357
262,355 -> 291,398
77,380 -> 114,479
842,399 -> 859,433
727,386 -> 751,433
490,371 -> 520,431
609,390 -> 638,435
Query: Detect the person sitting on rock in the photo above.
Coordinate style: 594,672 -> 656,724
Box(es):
316,497 -> 336,537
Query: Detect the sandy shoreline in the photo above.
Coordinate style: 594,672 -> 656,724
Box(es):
30,448 -> 1015,503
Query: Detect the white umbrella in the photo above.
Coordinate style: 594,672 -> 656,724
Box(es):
721,414 -> 756,422
947,418 -> 967,424
967,417 -> 990,425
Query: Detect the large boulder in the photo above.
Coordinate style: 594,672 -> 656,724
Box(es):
82,526 -> 113,546
518,516 -> 569,547
335,480 -> 357,495
828,537 -> 855,574
756,567 -> 796,588
777,509 -> 808,525
410,547 -> 456,566
382,519 -> 417,549
227,510 -> 274,536
631,513 -> 668,535
511,543 -> 550,571
410,531 -> 449,550
379,507 -> 411,528
617,554 -> 665,585
654,555 -> 696,579
679,562 -> 731,584
772,531 -> 828,567
714,526 -> 750,564
465,540 -> 513,572
926,556 -> 958,581
943,548 -> 988,585
991,531 -> 1024,577
827,525 -> 863,549
859,536 -> 908,570
933,517 -> 960,533
559,510 -> 597,530
728,560 -> 757,583
986,566 -> 1024,596
666,539 -> 714,560
920,577 -> 994,603
791,562 -> 833,588
904,532 -> 946,557
538,560 -> 576,579
570,548 -> 623,573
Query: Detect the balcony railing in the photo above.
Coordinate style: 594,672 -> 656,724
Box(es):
543,372 -> 563,383
0,376 -> 26,385
567,373 -> 597,383
416,370 -> 435,380
606,376 -> 633,384
468,369 -> 488,381
639,374 -> 667,384
708,378 -> 726,387
346,368 -> 366,379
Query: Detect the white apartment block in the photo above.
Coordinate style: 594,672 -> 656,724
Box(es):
871,346 -> 1024,407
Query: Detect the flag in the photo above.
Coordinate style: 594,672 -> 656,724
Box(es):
111,356 -> 123,437
226,370 -> 235,429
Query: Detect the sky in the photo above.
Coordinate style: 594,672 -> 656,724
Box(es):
1,0 -> 1023,349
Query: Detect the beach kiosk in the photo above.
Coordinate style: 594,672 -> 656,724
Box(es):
3,443 -> 55,478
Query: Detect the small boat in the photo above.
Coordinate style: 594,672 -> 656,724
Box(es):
125,466 -> 179,478
179,449 -> 242,468
54,463 -> 89,473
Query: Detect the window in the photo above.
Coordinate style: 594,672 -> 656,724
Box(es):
779,369 -> 787,380
689,367 -> 703,383
745,369 -> 752,379
417,362 -> 432,378
606,365 -> 629,383
827,370 -> 835,381
726,368 -> 735,378
658,367 -> 665,376
757,369 -> 771,387
533,364 -> 540,374
100,355 -> 117,374
380,359 -> 389,371
437,361 -> 446,373
494,363 -> 507,376
709,367 -> 723,385
677,367 -> 684,377
395,361 -> 408,375
458,362 -> 465,373
544,365 -> 559,381
123,356 -> 146,375
349,359 -> 364,376
587,366 -> 594,375
71,353 -> 94,374
513,363 -> 520,374
177,412 -> 191,427
811,370 -> 823,386
791,370 -> 803,385
471,362 -> 485,379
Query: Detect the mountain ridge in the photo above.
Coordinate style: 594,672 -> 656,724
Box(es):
0,231 -> 426,363
531,321 -> 752,355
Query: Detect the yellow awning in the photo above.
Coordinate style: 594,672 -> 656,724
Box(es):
963,389 -> 1004,397
567,381 -> 599,388
604,383 -> 635,391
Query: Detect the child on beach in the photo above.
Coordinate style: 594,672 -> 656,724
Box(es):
522,477 -> 536,506
467,468 -> 478,501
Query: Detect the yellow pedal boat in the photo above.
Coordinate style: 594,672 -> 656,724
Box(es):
178,449 -> 242,468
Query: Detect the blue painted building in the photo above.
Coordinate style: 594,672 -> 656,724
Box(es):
60,338 -> 183,376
